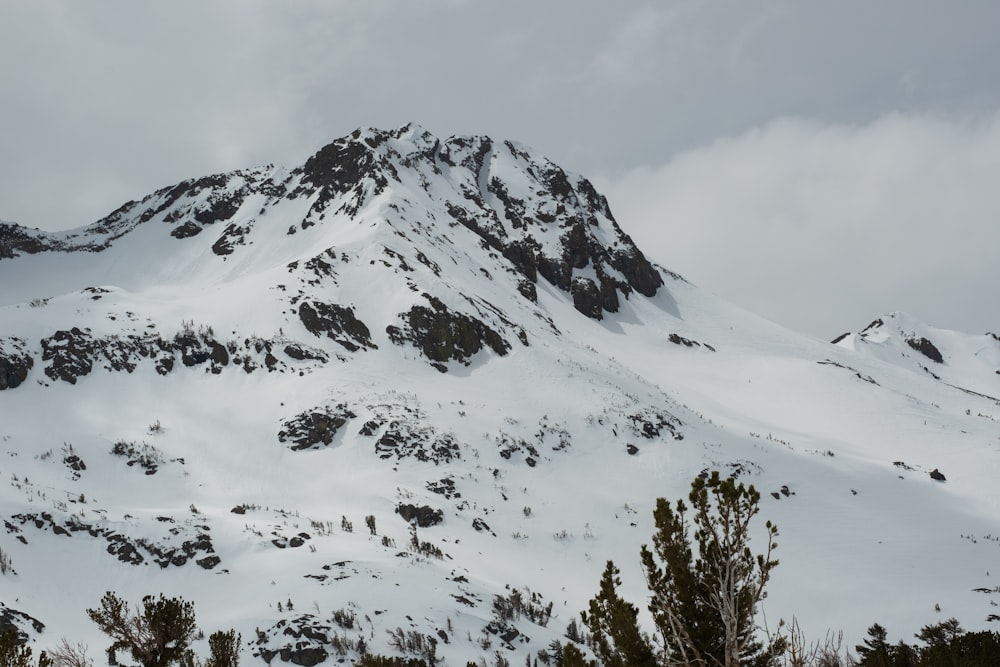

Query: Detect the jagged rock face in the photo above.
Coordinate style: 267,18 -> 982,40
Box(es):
409,128 -> 662,317
571,277 -> 611,320
297,301 -> 376,352
386,294 -> 511,371
906,336 -> 944,363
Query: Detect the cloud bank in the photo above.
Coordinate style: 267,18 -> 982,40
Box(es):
600,112 -> 1000,338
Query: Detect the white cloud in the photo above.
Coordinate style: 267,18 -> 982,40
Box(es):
600,111 -> 1000,338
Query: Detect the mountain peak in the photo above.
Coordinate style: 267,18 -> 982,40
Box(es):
833,310 -> 1000,397
1,126 -> 664,322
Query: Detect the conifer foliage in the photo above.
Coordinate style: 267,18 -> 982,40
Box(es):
581,561 -> 656,667
205,630 -> 241,667
0,627 -> 52,667
87,593 -> 199,667
86,593 -> 242,667
855,619 -> 1000,666
584,471 -> 783,667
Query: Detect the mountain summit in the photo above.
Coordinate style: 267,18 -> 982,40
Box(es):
1,123 -> 660,319
1,126 -> 999,665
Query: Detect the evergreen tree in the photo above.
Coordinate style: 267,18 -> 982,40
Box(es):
854,618 -> 1000,666
581,561 -> 656,667
914,618 -> 961,652
559,643 -> 593,667
914,618 -> 1000,667
640,471 -> 782,666
87,593 -> 198,667
926,629 -> 1000,666
205,630 -> 240,667
855,623 -> 893,667
0,628 -> 52,667
889,641 -> 918,667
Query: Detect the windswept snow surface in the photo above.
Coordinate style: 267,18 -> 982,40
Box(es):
1,125 -> 999,665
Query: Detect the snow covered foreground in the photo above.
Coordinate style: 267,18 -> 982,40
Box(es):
1,124 -> 998,665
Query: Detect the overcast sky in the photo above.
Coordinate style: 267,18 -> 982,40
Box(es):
2,1 -> 999,339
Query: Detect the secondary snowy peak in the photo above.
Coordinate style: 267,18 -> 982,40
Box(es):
832,311 -> 1000,398
0,123 -> 663,321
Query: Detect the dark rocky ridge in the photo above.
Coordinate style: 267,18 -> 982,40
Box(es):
6,511 -> 218,570
24,326 -> 328,386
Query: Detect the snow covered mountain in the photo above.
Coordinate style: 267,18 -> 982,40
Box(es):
832,311 -> 1000,400
1,124 -> 999,666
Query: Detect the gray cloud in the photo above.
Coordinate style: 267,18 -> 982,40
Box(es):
599,112 -> 1000,338
1,1 -> 998,335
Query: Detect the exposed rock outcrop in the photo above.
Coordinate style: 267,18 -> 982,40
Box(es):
387,294 -> 510,370
279,405 -> 357,451
906,336 -> 944,364
0,337 -> 33,390
298,301 -> 375,352
18,327 -> 328,387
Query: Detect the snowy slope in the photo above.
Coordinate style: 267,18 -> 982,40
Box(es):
1,125 -> 999,666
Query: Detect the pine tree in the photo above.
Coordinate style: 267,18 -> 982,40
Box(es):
854,617 -> 1000,666
581,561 -> 656,667
914,618 -> 1000,667
205,630 -> 241,667
927,629 -> 1000,666
914,618 -> 962,651
855,624 -> 893,667
640,471 -> 782,666
87,593 -> 198,667
0,628 -> 52,667
559,643 -> 593,667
